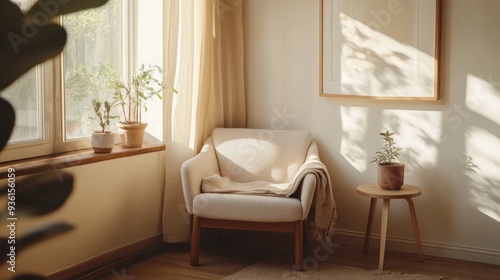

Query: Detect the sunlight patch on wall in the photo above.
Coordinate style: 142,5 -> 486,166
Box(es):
465,74 -> 500,222
466,74 -> 500,125
381,110 -> 442,177
465,127 -> 500,223
340,106 -> 368,173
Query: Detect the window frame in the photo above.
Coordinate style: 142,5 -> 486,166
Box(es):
0,0 -> 135,162
0,62 -> 53,162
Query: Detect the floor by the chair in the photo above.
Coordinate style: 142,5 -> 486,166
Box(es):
98,230 -> 500,280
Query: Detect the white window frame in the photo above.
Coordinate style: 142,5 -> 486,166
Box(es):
0,63 -> 53,162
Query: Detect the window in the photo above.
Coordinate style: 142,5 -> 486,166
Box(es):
1,0 -> 129,162
63,2 -> 125,141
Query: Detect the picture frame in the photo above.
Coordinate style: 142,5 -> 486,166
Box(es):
320,0 -> 441,100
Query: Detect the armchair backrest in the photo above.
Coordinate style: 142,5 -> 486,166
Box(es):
212,128 -> 312,183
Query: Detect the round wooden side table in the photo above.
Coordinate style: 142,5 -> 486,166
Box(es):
357,184 -> 424,270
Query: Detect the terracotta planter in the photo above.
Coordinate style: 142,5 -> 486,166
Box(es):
377,163 -> 404,190
91,131 -> 116,153
118,122 -> 147,148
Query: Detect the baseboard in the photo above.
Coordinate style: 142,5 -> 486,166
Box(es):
47,234 -> 165,280
334,229 -> 500,265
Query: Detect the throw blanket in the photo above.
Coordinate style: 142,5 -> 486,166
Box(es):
202,142 -> 337,243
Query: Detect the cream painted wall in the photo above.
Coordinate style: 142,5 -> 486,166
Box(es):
243,0 -> 500,264
0,151 -> 165,277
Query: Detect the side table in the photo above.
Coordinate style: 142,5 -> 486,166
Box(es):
357,184 -> 424,270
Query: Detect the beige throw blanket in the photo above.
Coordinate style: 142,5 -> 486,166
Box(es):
202,143 -> 337,243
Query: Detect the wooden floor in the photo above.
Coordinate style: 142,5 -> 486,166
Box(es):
98,230 -> 500,280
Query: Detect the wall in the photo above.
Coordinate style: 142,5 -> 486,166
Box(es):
243,0 -> 500,265
0,151 -> 165,277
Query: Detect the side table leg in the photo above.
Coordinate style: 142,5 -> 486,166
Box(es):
379,199 -> 390,270
405,198 -> 424,261
364,198 -> 377,253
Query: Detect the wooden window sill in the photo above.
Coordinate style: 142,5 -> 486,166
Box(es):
0,144 -> 166,179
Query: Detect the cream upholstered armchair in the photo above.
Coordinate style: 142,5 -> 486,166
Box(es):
181,128 -> 336,270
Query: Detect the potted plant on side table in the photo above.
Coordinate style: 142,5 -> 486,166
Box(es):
370,130 -> 405,190
106,64 -> 175,148
90,98 -> 118,153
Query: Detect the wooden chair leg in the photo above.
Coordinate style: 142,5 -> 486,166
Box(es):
293,220 -> 303,271
190,215 -> 201,266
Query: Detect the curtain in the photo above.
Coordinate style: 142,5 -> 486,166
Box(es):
162,0 -> 246,242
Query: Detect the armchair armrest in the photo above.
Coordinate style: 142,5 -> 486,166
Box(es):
299,173 -> 316,220
298,141 -> 322,220
181,136 -> 220,214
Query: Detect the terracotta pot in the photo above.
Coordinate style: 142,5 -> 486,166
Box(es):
377,163 -> 404,190
91,131 -> 115,153
118,122 -> 147,148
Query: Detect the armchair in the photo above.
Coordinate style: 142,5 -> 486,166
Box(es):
181,128 -> 336,270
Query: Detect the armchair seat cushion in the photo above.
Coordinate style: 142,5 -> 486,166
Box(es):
193,193 -> 302,222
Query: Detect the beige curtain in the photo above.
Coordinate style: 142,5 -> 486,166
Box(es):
162,0 -> 246,242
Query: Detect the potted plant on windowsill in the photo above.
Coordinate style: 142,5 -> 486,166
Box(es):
370,130 -> 405,190
106,64 -> 175,148
90,98 -> 118,153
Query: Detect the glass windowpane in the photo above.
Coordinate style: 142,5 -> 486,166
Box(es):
2,68 -> 42,143
2,0 -> 42,144
63,0 -> 124,140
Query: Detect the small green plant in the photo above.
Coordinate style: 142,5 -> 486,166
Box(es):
106,64 -> 176,124
90,98 -> 119,133
370,130 -> 402,165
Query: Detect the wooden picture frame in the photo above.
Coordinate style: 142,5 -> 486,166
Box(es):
320,0 -> 441,100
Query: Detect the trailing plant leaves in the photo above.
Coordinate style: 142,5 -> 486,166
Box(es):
25,0 -> 109,21
0,98 -> 15,151
0,1 -> 105,276
0,0 -> 24,34
17,221 -> 74,250
1,221 -> 74,263
0,22 -> 67,90
2,170 -> 74,217
1,0 -> 111,90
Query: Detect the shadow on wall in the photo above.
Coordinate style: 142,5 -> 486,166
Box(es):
336,73 -> 500,242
